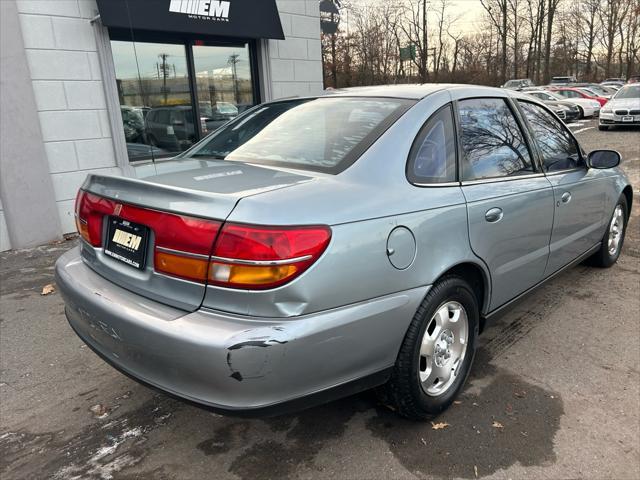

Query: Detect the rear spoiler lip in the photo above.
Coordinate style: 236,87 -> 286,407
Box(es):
82,174 -> 240,220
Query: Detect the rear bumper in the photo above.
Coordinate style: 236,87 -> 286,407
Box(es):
55,247 -> 427,414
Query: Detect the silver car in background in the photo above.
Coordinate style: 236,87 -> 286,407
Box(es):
599,84 -> 640,130
56,85 -> 633,420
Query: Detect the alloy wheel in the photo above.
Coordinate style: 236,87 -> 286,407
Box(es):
418,301 -> 469,397
608,205 -> 624,256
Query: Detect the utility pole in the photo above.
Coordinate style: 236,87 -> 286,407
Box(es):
158,53 -> 170,104
228,53 -> 240,103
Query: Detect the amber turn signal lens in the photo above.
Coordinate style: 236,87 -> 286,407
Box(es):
155,251 -> 210,283
75,216 -> 91,244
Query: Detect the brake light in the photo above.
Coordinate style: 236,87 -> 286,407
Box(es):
75,190 -> 220,282
74,190 -> 331,288
209,224 -> 331,289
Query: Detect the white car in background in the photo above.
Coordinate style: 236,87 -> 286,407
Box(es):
528,89 -> 600,119
599,84 -> 640,130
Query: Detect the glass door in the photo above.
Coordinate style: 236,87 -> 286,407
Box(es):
192,43 -> 255,135
111,41 -> 197,161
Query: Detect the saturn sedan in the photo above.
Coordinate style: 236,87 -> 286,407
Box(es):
56,85 -> 632,420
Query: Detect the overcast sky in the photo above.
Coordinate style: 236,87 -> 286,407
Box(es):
344,0 -> 487,35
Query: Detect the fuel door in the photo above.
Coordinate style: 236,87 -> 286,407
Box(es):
386,226 -> 416,270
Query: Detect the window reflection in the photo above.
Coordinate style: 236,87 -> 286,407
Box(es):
519,102 -> 582,172
112,41 -> 193,160
458,98 -> 533,180
193,44 -> 254,134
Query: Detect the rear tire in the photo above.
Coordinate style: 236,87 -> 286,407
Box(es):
588,195 -> 628,267
382,275 -> 479,420
577,106 -> 584,119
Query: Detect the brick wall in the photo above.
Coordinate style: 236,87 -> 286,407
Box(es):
270,0 -> 323,99
16,0 -> 121,235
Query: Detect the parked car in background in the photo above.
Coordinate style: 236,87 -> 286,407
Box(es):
145,105 -> 199,152
529,89 -> 598,118
601,82 -> 623,90
502,78 -> 535,90
577,84 -> 612,99
627,75 -> 640,84
548,86 -> 608,107
56,85 -> 632,421
599,84 -> 640,130
120,106 -> 145,143
199,102 -> 239,132
523,92 -> 580,122
550,76 -> 577,84
599,85 -> 620,95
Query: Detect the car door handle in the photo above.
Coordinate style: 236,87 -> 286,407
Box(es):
485,207 -> 503,223
561,192 -> 572,204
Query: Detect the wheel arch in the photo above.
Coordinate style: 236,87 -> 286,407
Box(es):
433,261 -> 491,333
622,184 -> 633,220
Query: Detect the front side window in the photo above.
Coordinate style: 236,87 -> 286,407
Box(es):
458,98 -> 533,181
407,105 -> 456,184
187,97 -> 413,173
518,101 -> 582,172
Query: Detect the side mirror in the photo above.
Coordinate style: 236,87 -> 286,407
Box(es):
588,150 -> 621,169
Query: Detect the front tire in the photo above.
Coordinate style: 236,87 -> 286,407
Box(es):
382,275 -> 479,420
598,124 -> 609,131
588,195 -> 628,267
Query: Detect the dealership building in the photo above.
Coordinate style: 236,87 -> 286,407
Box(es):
0,0 -> 323,251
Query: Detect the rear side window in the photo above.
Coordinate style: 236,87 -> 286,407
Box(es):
458,98 -> 533,181
407,105 -> 456,184
518,101 -> 582,172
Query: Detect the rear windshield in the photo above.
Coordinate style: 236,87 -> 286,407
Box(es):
186,97 -> 413,173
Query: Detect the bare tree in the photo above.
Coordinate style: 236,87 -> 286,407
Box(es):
480,0 -> 509,83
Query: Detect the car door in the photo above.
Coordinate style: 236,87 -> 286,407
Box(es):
456,97 -> 555,311
517,100 -> 606,275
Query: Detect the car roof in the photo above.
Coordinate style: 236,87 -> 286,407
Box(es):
319,83 -> 506,100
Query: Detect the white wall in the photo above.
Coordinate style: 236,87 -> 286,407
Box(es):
5,0 -> 322,248
0,200 -> 10,252
16,0 -> 121,235
270,0 -> 323,99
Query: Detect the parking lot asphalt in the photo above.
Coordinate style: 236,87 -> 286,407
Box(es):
1,119 -> 639,480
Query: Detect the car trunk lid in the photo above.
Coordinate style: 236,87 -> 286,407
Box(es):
78,161 -> 312,311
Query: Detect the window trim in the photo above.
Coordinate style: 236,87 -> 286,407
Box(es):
515,99 -> 587,175
406,103 -> 459,187
453,96 -> 538,183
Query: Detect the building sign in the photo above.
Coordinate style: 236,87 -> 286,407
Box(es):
96,0 -> 284,39
168,0 -> 230,21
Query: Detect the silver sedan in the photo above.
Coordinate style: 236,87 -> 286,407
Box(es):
56,85 -> 632,420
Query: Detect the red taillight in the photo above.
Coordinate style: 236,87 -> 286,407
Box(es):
75,189 -> 331,288
75,190 -> 220,282
209,224 -> 331,289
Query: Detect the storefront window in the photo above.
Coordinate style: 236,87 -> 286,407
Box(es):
111,40 -> 256,162
112,41 -> 193,161
193,44 -> 253,134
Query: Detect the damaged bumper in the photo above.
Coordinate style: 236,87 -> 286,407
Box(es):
55,247 -> 428,414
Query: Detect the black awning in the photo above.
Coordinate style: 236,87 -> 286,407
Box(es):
96,0 -> 284,40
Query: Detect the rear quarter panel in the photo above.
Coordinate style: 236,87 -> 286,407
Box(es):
203,90 -> 489,317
